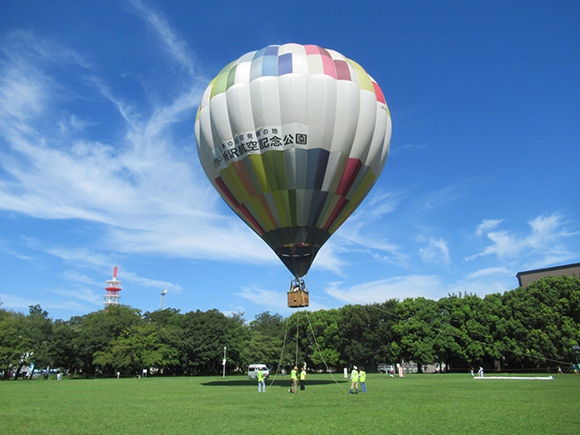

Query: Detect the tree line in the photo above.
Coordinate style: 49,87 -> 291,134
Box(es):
1,275 -> 579,379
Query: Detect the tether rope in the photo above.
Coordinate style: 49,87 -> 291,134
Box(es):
267,314 -> 291,388
302,309 -> 348,393
295,311 -> 300,367
267,305 -> 348,394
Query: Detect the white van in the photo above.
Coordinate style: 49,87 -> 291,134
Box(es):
247,364 -> 269,379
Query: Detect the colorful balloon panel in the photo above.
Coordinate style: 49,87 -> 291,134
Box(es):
195,43 -> 391,277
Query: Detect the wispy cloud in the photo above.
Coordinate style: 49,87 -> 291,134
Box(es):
126,0 -> 196,76
119,270 -> 183,293
476,219 -> 503,236
389,143 -> 427,155
235,285 -> 292,314
325,267 -> 514,305
467,267 -> 510,279
326,275 -> 444,305
51,287 -> 103,306
419,237 -> 451,265
0,7 -> 276,276
61,270 -> 102,286
309,243 -> 349,276
44,246 -> 116,270
329,188 -> 405,267
466,213 -> 579,265
0,290 -> 97,313
419,184 -> 466,211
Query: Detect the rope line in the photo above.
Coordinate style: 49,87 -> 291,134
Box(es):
267,312 -> 292,388
303,309 -> 348,393
295,311 -> 300,367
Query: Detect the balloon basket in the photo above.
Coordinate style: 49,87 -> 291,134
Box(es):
287,291 -> 309,308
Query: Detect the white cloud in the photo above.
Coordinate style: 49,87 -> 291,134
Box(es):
467,267 -> 510,279
420,184 -> 465,211
235,285 -> 291,314
44,246 -> 115,270
326,275 -> 443,305
0,14 -> 278,272
0,293 -> 40,310
58,114 -> 97,135
328,188 -> 405,268
51,287 -> 103,306
61,270 -> 102,286
118,270 -> 183,293
0,290 -> 97,313
476,219 -> 503,236
126,0 -> 196,76
389,143 -> 427,155
357,189 -> 401,219
466,213 -> 579,265
309,243 -> 349,276
419,237 -> 451,265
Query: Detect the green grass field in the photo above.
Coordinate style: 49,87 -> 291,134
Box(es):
1,373 -> 579,434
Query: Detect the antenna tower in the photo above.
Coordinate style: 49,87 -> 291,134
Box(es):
104,266 -> 122,308
160,289 -> 168,310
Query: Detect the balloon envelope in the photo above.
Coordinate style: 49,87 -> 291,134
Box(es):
195,43 -> 391,277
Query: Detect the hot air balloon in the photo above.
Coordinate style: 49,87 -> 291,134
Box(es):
195,43 -> 391,307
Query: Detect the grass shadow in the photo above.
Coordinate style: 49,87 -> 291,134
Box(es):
201,378 -> 348,388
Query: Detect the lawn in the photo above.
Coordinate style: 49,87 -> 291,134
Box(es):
1,373 -> 578,434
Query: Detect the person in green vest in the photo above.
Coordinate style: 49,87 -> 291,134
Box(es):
257,368 -> 266,393
299,366 -> 307,390
359,367 -> 367,392
289,366 -> 298,394
348,366 -> 359,394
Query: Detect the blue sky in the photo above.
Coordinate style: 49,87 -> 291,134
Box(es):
0,0 -> 578,321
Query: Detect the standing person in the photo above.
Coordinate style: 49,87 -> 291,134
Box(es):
289,366 -> 298,394
300,366 -> 307,391
359,367 -> 367,393
257,368 -> 266,393
348,366 -> 359,394
478,366 -> 484,377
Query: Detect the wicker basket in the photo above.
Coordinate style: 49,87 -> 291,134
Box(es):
287,291 -> 309,308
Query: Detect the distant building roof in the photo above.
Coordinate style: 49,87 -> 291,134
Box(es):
516,262 -> 580,287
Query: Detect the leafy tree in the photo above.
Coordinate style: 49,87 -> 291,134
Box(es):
336,305 -> 372,367
0,309 -> 30,379
1,275 -> 577,378
301,309 -> 341,370
242,312 -> 285,369
143,308 -> 184,375
76,305 -> 143,376
497,276 -> 580,369
177,309 -> 247,375
392,297 -> 439,371
249,311 -> 285,335
143,308 -> 182,327
24,305 -> 53,377
94,323 -> 178,375
48,319 -> 83,375
356,300 -> 399,370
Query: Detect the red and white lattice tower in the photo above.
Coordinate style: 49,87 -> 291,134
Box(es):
104,266 -> 122,308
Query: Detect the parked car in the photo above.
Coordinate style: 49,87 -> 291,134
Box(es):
377,363 -> 395,374
247,364 -> 269,379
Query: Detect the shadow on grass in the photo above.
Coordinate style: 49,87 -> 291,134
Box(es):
201,378 -> 348,387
